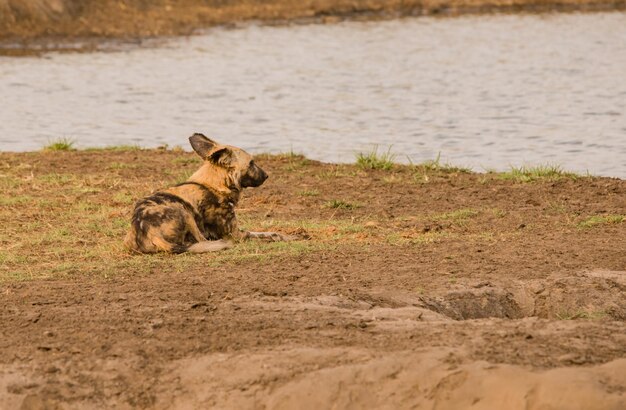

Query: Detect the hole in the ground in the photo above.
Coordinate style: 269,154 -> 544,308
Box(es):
420,288 -> 524,320
418,271 -> 625,321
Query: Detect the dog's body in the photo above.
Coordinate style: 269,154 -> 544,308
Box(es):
124,133 -> 289,254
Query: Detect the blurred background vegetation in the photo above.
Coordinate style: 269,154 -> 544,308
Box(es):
2,0 -> 623,41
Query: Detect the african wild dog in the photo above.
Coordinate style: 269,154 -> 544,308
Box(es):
124,133 -> 293,254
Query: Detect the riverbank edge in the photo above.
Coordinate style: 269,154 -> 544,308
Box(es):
1,0 -> 625,55
6,144 -> 625,182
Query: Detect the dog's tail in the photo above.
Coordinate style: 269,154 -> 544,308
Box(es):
185,240 -> 233,253
152,236 -> 233,254
126,229 -> 232,254
124,230 -> 141,253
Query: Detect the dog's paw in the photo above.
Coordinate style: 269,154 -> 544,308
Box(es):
262,232 -> 295,242
245,231 -> 301,242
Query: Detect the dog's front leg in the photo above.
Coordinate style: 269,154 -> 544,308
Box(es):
228,219 -> 296,242
244,231 -> 297,242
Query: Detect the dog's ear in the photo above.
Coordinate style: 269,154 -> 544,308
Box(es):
208,147 -> 234,168
189,133 -> 220,159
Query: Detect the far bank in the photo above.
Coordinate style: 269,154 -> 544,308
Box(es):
1,0 -> 626,53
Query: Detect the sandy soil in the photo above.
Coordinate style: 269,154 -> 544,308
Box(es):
2,0 -> 626,54
0,149 -> 624,408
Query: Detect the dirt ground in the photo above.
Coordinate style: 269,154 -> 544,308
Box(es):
0,148 -> 625,409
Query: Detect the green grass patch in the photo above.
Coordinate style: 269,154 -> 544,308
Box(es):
577,214 -> 624,229
299,189 -> 319,197
356,146 -> 395,170
325,199 -> 359,210
498,164 -> 579,182
0,175 -> 24,190
113,191 -> 136,205
172,156 -> 199,166
256,150 -> 305,161
107,162 -> 139,170
413,153 -> 472,174
73,201 -> 102,212
491,208 -> 507,218
0,195 -> 33,206
284,158 -> 310,171
168,170 -> 194,185
36,173 -> 77,185
84,145 -> 142,152
43,137 -> 75,151
74,187 -> 102,195
207,240 -> 333,267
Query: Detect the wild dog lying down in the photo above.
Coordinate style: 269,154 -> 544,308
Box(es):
124,133 -> 294,254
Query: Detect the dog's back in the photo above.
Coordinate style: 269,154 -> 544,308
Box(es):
124,191 -> 192,254
125,191 -> 223,253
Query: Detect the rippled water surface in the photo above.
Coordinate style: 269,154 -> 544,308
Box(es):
1,12 -> 626,177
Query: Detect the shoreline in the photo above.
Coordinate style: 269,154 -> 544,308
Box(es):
5,144 -> 625,180
1,0 -> 625,55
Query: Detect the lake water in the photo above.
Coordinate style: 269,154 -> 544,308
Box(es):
1,12 -> 625,177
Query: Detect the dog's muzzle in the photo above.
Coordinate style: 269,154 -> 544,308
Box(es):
241,165 -> 268,188
259,169 -> 268,183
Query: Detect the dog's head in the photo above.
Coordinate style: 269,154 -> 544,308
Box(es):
189,133 -> 268,189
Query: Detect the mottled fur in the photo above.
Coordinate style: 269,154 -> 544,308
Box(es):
124,133 -> 291,254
